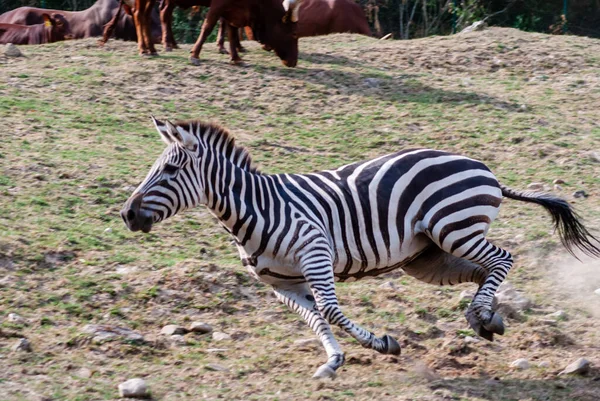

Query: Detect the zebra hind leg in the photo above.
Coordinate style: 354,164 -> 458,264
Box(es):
451,237 -> 513,341
273,283 -> 345,379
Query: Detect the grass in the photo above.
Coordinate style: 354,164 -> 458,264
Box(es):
0,28 -> 599,400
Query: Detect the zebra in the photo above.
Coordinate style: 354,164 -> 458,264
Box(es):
121,117 -> 600,379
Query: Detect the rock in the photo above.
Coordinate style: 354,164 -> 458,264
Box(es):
11,338 -> 31,352
495,282 -> 532,312
558,358 -> 590,376
294,338 -> 321,349
115,266 -> 138,275
168,334 -> 187,346
189,322 -> 212,334
7,313 -> 26,324
118,378 -> 150,399
379,281 -> 402,292
540,319 -> 557,326
554,184 -> 563,191
519,104 -> 528,112
104,228 -> 112,234
4,43 -> 23,57
573,190 -> 588,198
546,310 -> 567,320
160,325 -> 188,336
81,324 -> 144,344
595,288 -> 600,296
460,20 -> 487,33
76,367 -> 93,378
459,289 -> 475,302
553,179 -> 566,185
588,152 -> 600,163
527,182 -> 544,190
212,331 -> 231,341
364,78 -> 380,88
206,348 -> 228,353
205,363 -> 230,372
538,361 -> 551,368
510,358 -> 530,370
463,336 -> 480,344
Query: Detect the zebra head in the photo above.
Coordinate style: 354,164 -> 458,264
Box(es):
120,117 -> 205,233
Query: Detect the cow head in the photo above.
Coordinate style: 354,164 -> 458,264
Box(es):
42,13 -> 73,42
253,0 -> 301,67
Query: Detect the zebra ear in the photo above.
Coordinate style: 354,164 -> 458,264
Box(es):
151,115 -> 174,146
165,120 -> 198,152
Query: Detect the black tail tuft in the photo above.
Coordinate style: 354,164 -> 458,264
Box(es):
501,185 -> 600,259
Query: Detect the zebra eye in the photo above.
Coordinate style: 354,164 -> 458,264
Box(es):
163,164 -> 179,176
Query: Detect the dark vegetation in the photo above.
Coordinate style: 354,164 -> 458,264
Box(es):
1,0 -> 599,43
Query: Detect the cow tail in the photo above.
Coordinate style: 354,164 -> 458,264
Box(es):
500,184 -> 600,258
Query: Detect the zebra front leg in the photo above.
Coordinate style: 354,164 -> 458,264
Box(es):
300,256 -> 401,357
273,283 -> 345,379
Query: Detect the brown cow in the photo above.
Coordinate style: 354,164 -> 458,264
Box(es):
0,0 -> 159,41
296,0 -> 370,37
190,0 -> 301,66
0,14 -> 72,45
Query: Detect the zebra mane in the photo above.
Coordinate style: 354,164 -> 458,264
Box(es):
177,120 -> 258,174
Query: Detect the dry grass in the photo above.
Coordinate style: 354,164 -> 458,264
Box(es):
1,28 -> 599,400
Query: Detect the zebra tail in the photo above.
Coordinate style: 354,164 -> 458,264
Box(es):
500,184 -> 600,259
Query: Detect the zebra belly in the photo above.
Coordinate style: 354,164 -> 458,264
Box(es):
332,235 -> 432,282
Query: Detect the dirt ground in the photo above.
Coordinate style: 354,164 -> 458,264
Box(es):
1,28 -> 599,400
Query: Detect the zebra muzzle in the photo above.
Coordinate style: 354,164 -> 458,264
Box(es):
121,193 -> 154,233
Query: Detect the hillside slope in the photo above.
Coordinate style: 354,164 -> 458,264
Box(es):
1,28 -> 599,400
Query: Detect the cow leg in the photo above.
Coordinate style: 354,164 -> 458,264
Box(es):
133,0 -> 148,54
142,0 -> 157,55
237,27 -> 246,52
228,23 -> 243,64
190,9 -> 221,65
216,18 -> 228,54
159,0 -> 178,51
273,282 -> 345,379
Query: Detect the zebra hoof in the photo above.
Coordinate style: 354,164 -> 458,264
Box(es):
483,312 -> 505,336
189,57 -> 201,66
382,334 -> 401,355
312,364 -> 336,380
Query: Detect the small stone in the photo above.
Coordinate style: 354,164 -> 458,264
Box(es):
168,334 -> 187,346
538,361 -> 551,368
11,338 -> 31,352
459,290 -> 475,302
212,331 -> 231,341
540,319 -> 557,326
558,358 -> 590,376
553,179 -> 566,185
379,281 -> 401,291
527,182 -> 544,190
294,338 -> 321,348
205,363 -> 230,372
104,228 -> 112,234
510,358 -> 530,370
189,322 -> 213,334
463,336 -> 480,344
573,190 -> 588,198
595,288 -> 600,296
76,367 -> 93,378
160,325 -> 188,336
81,324 -> 144,344
554,184 -> 563,191
206,348 -> 228,353
519,104 -> 528,112
588,152 -> 600,163
4,43 -> 23,57
546,310 -> 567,320
7,313 -> 26,324
364,78 -> 380,88
118,378 -> 150,399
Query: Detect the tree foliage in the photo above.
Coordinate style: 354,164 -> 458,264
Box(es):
1,0 -> 598,43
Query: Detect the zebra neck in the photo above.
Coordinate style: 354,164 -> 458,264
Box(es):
202,157 -> 268,244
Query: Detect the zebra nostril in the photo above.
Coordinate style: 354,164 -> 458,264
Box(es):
126,209 -> 136,222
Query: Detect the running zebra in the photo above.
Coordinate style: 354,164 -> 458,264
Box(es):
121,118 -> 600,378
